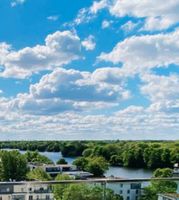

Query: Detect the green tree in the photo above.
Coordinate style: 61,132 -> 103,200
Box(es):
73,157 -> 88,170
143,148 -> 163,168
24,151 -> 53,164
109,155 -> 122,166
82,148 -> 93,157
57,158 -> 67,164
73,156 -> 108,177
153,168 -> 173,178
53,174 -> 73,200
26,168 -> 52,181
62,184 -> 123,200
0,150 -> 28,181
140,168 -> 177,200
85,157 -> 109,177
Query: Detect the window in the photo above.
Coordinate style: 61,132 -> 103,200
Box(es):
126,196 -> 130,200
29,195 -> 33,200
46,195 -> 50,200
119,190 -> 123,194
120,184 -> 123,188
127,190 -> 130,194
131,183 -> 141,190
136,190 -> 139,194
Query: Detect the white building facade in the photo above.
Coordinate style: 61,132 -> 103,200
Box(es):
107,182 -> 142,200
0,184 -> 53,200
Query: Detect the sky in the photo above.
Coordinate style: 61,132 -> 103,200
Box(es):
0,0 -> 179,140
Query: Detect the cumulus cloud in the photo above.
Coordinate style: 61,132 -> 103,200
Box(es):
82,35 -> 96,51
78,0 -> 179,31
108,0 -> 179,31
0,31 -> 81,78
141,73 -> 179,113
1,105 -> 179,140
98,30 -> 179,75
7,67 -> 130,115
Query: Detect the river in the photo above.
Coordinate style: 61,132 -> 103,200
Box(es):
2,149 -> 153,178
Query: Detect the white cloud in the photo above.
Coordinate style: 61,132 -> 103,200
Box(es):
143,17 -> 174,31
141,73 -> 179,113
82,35 -> 96,51
74,8 -> 92,25
11,0 -> 26,7
108,0 -> 179,31
121,21 -> 139,32
98,30 -> 179,75
101,20 -> 112,29
79,0 -> 179,31
47,15 -> 59,21
73,0 -> 108,26
8,67 -> 130,115
89,0 -> 108,14
0,31 -> 81,78
0,104 -> 179,140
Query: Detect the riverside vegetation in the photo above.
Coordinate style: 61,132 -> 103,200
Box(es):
1,140 -> 179,169
0,149 -> 177,200
0,150 -> 122,200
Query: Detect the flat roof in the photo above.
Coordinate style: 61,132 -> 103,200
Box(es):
43,164 -> 75,168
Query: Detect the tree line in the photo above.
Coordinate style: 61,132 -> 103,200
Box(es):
1,141 -> 179,169
81,141 -> 179,169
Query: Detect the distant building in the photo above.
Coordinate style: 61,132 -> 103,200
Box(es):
158,193 -> 179,200
173,164 -> 179,177
28,163 -> 93,179
0,183 -> 53,200
63,171 -> 93,179
42,164 -> 77,177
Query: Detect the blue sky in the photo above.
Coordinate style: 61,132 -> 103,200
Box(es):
0,0 -> 179,140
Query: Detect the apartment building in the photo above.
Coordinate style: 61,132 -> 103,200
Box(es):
0,184 -> 53,200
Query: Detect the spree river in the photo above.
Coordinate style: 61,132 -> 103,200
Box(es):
3,149 -> 153,179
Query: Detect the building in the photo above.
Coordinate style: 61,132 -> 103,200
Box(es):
41,164 -> 77,177
63,171 -> 93,179
107,182 -> 142,200
173,164 -> 179,177
28,163 -> 93,179
158,193 -> 179,200
28,163 -> 77,177
0,183 -> 53,200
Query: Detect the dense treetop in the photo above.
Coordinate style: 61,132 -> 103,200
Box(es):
1,141 -> 179,169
